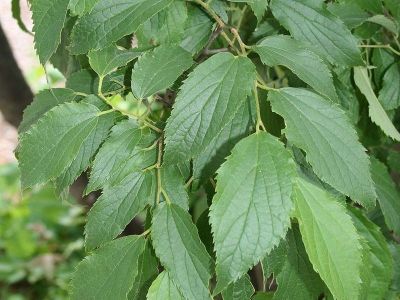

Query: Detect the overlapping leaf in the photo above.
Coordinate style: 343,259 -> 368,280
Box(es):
147,271 -> 184,300
268,88 -> 376,206
164,52 -> 255,164
210,132 -> 296,292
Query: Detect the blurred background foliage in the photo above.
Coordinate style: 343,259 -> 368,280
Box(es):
0,163 -> 85,299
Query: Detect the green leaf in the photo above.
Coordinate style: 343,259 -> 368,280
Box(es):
129,241 -> 159,300
268,88 -> 376,207
249,0 -> 268,22
160,164 -> 190,210
32,0 -> 70,63
367,15 -> 399,36
273,227 -> 327,300
151,203 -> 212,300
136,0 -> 188,47
87,119 -> 157,193
293,177 -> 363,300
254,35 -> 338,101
349,207 -> 393,300
371,158 -> 400,235
12,0 -> 30,34
193,96 -> 254,183
327,2 -> 369,29
68,0 -> 99,16
19,88 -> 77,133
270,0 -> 363,66
164,53 -> 255,164
54,96 -> 116,193
339,0 -> 383,14
354,66 -> 400,141
180,5 -> 213,54
85,170 -> 156,250
222,274 -> 254,300
131,45 -> 193,99
378,63 -> 400,110
210,132 -> 296,292
70,0 -> 173,54
334,75 -> 360,124
262,238 -> 288,278
147,271 -> 184,300
89,45 -> 144,77
19,102 -> 101,188
70,235 -> 145,300
372,48 -> 395,85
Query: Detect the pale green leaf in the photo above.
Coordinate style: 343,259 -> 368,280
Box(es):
32,0 -> 69,63
371,158 -> 400,235
89,45 -> 144,77
151,203 -> 212,300
68,0 -> 99,16
353,66 -> 400,141
70,0 -> 173,54
268,88 -> 376,207
349,207 -> 393,300
180,5 -> 213,54
137,0 -> 188,46
222,274 -> 254,300
131,45 -> 193,99
210,132 -> 296,292
293,177 -> 363,300
87,119 -> 157,193
19,88 -> 77,133
378,63 -> 400,110
85,170 -> 156,250
19,102 -> 101,188
270,0 -> 363,66
147,271 -> 184,300
254,35 -> 338,101
70,235 -> 145,300
273,227 -> 327,300
164,53 -> 255,164
129,241 -> 159,300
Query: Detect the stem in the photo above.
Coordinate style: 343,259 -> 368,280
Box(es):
359,44 -> 400,56
75,92 -> 88,97
156,136 -> 164,205
184,176 -> 194,189
231,28 -> 249,55
140,229 -> 151,236
161,188 -> 172,204
96,108 -> 115,116
253,81 -> 266,132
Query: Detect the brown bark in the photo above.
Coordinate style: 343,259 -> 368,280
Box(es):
0,23 -> 33,127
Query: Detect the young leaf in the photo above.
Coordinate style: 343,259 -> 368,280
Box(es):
88,45 -> 144,77
70,0 -> 173,54
293,177 -> 363,300
85,170 -> 156,250
129,241 -> 159,300
349,208 -> 393,300
371,158 -> 400,235
151,203 -> 212,300
131,45 -> 193,99
70,235 -> 145,300
253,35 -> 338,101
86,119 -> 157,193
378,63 -> 400,110
210,132 -> 296,292
147,271 -> 184,300
164,53 -> 255,164
19,88 -> 77,133
270,0 -> 363,66
273,228 -> 327,300
32,0 -> 70,63
353,66 -> 400,141
222,274 -> 254,300
19,102 -> 101,188
268,88 -> 376,207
